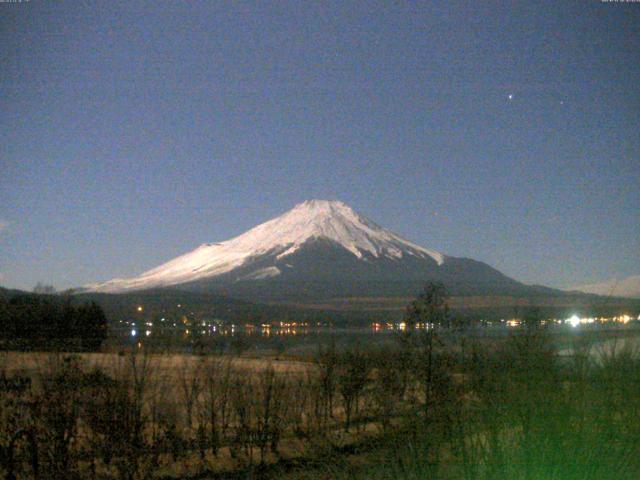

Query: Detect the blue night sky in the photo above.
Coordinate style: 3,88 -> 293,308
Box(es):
1,1 -> 638,291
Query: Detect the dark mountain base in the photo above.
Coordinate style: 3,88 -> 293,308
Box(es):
177,238 -> 562,302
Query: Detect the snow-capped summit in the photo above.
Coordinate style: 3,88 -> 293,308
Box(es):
86,200 -> 444,293
243,199 -> 444,264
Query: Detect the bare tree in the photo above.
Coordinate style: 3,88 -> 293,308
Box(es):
82,351 -> 156,480
177,357 -> 202,432
253,364 -> 288,463
32,283 -> 56,295
229,373 -> 255,465
336,347 -> 370,432
200,357 -> 234,457
287,371 -> 312,440
371,347 -> 406,432
314,342 -> 338,429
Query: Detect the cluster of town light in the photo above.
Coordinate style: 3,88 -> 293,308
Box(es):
500,314 -> 637,328
371,315 -> 638,331
260,321 -> 313,336
124,304 -> 637,339
126,305 -> 229,338
565,314 -> 634,327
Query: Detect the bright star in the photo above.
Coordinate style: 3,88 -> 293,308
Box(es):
508,94 -> 514,101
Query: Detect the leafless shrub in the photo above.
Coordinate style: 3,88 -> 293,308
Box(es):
81,351 -> 157,480
177,357 -> 202,432
253,363 -> 288,463
228,371 -> 255,465
313,342 -> 338,432
200,357 -> 234,457
336,347 -> 370,432
371,347 -> 406,432
286,371 -> 313,440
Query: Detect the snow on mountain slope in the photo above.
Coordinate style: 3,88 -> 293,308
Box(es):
86,200 -> 444,293
568,275 -> 640,299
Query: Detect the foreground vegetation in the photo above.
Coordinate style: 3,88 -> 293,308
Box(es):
1,287 -> 639,479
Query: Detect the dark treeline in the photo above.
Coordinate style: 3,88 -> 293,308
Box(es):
0,294 -> 108,350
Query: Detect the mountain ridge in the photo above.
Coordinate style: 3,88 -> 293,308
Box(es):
86,200 -> 562,300
567,275 -> 640,299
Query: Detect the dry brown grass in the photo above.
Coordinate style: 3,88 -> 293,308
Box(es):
1,350 -> 311,376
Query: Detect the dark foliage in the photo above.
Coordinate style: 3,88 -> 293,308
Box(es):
0,294 -> 107,350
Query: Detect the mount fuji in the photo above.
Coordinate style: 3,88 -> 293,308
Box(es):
86,200 -> 555,301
